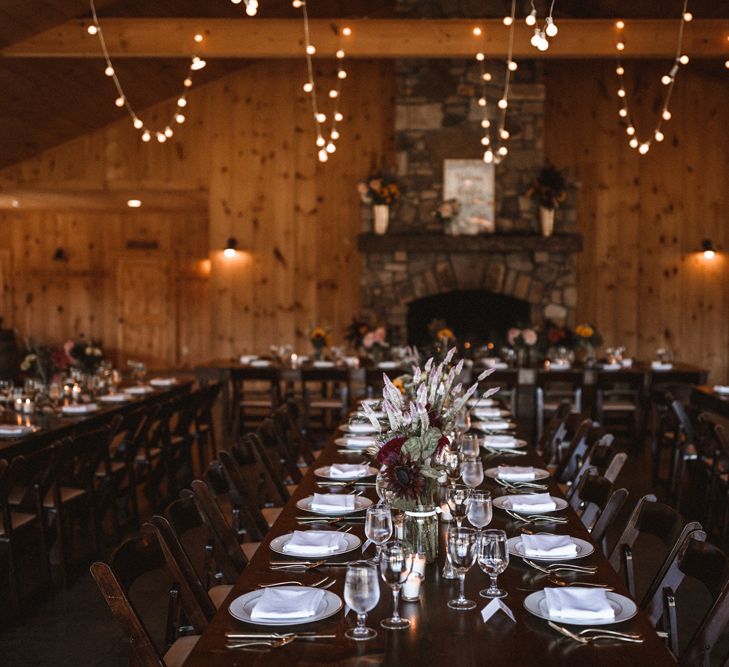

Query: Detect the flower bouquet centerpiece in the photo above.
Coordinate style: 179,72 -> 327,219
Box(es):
506,327 -> 538,366
432,198 -> 461,235
356,174 -> 399,235
360,348 -> 497,563
20,341 -> 71,387
362,326 -> 390,365
538,320 -> 576,368
67,338 -> 104,375
527,163 -> 567,237
573,324 -> 603,365
308,326 -> 330,360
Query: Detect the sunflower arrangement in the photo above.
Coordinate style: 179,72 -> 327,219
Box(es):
308,326 -> 330,357
573,323 -> 603,348
356,175 -> 400,207
527,163 -> 568,210
68,338 -> 104,374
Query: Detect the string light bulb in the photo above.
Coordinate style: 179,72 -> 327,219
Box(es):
638,142 -> 650,154
654,130 -> 664,142
87,25 -> 98,35
503,16 -> 513,26
473,27 -> 482,36
526,9 -> 537,26
545,17 -> 558,38
133,118 -> 144,129
104,66 -> 114,77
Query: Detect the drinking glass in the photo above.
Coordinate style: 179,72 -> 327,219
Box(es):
477,529 -> 509,598
365,504 -> 393,563
375,472 -> 395,505
459,434 -> 481,460
344,561 -> 380,641
461,460 -> 484,489
379,540 -> 412,630
0,380 -> 13,409
443,450 -> 461,488
454,408 -> 471,436
446,485 -> 472,529
447,527 -> 479,610
466,490 -> 492,531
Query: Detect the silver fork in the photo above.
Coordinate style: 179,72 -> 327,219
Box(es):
548,621 -> 644,643
523,558 -> 597,575
256,576 -> 334,589
505,509 -> 568,525
495,479 -> 549,492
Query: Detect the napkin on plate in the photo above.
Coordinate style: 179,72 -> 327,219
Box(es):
543,587 -> 615,622
472,407 -> 502,418
310,493 -> 356,512
313,361 -> 334,368
348,422 -> 379,434
329,463 -> 371,479
651,361 -> 673,371
483,435 -> 518,448
714,385 -> 729,395
250,360 -> 272,367
497,466 -> 536,481
469,397 -> 496,407
521,534 -> 577,558
62,403 -> 98,414
150,377 -> 176,387
508,493 -> 557,513
0,425 -> 32,436
346,436 -> 376,447
476,420 -> 511,431
283,530 -> 347,555
126,386 -> 153,395
249,587 -> 326,621
100,393 -> 131,402
601,363 -> 621,371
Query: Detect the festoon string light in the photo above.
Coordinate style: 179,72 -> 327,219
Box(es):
88,0 -> 206,144
230,0 -> 260,16
293,0 -> 350,163
527,0 -> 558,52
473,0 -> 518,164
614,0 -> 691,154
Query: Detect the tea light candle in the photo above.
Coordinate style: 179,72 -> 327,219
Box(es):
402,572 -> 423,602
410,553 -> 427,577
290,353 -> 298,368
23,398 -> 33,415
14,397 -> 23,412
72,385 -> 81,403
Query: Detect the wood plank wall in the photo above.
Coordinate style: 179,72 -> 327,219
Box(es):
545,61 -> 729,381
0,59 -> 396,367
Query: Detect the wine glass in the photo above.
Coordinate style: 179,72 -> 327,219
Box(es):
466,490 -> 492,531
459,434 -> 481,460
446,485 -> 472,529
379,540 -> 412,630
477,529 -> 509,598
375,471 -> 395,505
365,504 -> 393,563
344,561 -> 380,641
0,380 -> 13,410
461,460 -> 484,489
443,450 -> 461,488
454,408 -> 471,436
447,526 -> 479,610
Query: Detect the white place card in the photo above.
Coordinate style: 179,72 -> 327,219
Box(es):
481,598 -> 516,624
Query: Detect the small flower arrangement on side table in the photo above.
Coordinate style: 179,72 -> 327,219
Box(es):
357,175 -> 400,235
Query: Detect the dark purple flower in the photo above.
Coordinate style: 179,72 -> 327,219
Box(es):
384,453 -> 425,501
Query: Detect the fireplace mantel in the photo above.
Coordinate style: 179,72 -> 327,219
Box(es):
357,232 -> 583,255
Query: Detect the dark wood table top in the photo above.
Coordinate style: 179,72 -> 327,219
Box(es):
691,385 -> 729,420
0,377 -> 194,459
184,426 -> 675,666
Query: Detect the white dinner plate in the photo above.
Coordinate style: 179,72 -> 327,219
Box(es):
314,465 -> 379,479
0,425 -> 37,438
493,495 -> 568,515
99,393 -> 132,403
150,378 -> 177,387
125,386 -> 154,395
522,590 -> 637,626
61,404 -> 99,415
296,495 -> 373,515
228,586 -> 343,626
468,397 -> 497,407
377,361 -> 401,370
338,423 -> 380,435
269,531 -> 361,557
471,408 -> 511,419
507,536 -> 594,561
480,438 -> 527,450
334,437 -> 377,450
485,467 -> 549,481
472,421 -> 516,432
250,360 -> 272,367
312,361 -> 335,368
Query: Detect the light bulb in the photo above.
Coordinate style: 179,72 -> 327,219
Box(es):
306,45 -> 316,55
232,0 -> 242,3
662,109 -> 672,120
316,136 -> 326,147
87,25 -> 98,35
191,57 -> 206,70
303,82 -> 313,93
617,41 -> 625,51
498,98 -> 508,109
526,10 -> 537,26
176,114 -> 186,124
481,119 -> 491,128
704,249 -> 716,260
334,112 -> 343,121
482,72 -> 492,81
616,66 -> 625,75
245,3 -> 257,15
336,49 -> 345,59
316,113 -> 326,123
503,16 -> 513,26
342,26 -> 352,36
104,66 -> 114,77
508,61 -> 518,71
483,150 -> 494,163
500,128 -> 509,139
619,108 -> 628,118
498,146 -> 508,156
133,118 -> 144,129
318,149 -> 328,162
329,89 -> 338,98
626,126 -> 635,136
661,75 -> 672,85
629,137 -> 639,148
178,97 -> 187,107
476,52 -> 485,61
194,34 -> 203,43
157,132 -> 167,143
679,55 -> 689,65
164,127 -> 174,138
473,27 -> 482,36
545,18 -> 558,37
115,96 -> 125,107
330,130 -> 340,139
616,20 -> 625,29
654,130 -> 664,142
481,136 -> 490,146
127,199 -> 142,208
326,142 -> 336,154
537,33 -> 549,51
292,0 -> 303,7
478,97 -> 487,107
531,28 -> 541,47
639,142 -> 650,154
683,12 -> 692,21
184,78 -> 193,87
142,131 -> 151,142
725,60 -> 729,69
618,88 -> 626,98
224,248 -> 236,258
337,70 -> 347,79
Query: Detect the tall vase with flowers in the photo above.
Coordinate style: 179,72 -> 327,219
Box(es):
357,174 -> 400,235
506,327 -> 538,366
361,326 -> 390,365
573,324 -> 603,366
308,326 -> 330,361
360,348 -> 497,563
527,164 -> 567,237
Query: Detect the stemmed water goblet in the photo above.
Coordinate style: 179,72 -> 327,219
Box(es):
459,434 -> 481,460
477,529 -> 509,598
375,472 -> 396,505
447,526 -> 479,610
454,408 -> 471,437
344,561 -> 380,641
0,380 -> 13,410
365,504 -> 393,563
446,485 -> 472,529
461,460 -> 484,489
443,449 -> 461,488
379,540 -> 412,630
466,490 -> 492,533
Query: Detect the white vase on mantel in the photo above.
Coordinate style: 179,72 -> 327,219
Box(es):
539,206 -> 555,237
373,205 -> 390,235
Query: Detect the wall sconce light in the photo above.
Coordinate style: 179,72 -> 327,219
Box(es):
224,237 -> 238,258
126,199 -> 142,208
702,239 -> 716,260
53,247 -> 68,262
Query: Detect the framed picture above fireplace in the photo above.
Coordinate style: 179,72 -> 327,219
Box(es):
443,159 -> 495,236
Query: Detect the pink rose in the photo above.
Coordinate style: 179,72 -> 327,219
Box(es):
522,329 -> 538,346
507,328 -> 521,346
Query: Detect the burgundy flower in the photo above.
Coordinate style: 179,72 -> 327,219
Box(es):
376,436 -> 407,465
383,453 -> 425,501
435,433 -> 450,456
427,409 -> 442,429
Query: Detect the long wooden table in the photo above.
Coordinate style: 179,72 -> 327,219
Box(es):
184,425 -> 675,666
691,385 -> 729,421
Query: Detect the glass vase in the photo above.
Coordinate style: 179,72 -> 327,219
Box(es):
404,505 -> 438,564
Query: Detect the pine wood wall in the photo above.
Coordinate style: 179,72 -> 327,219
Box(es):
0,59 -> 396,367
545,60 -> 729,381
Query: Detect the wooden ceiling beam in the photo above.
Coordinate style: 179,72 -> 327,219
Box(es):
2,18 -> 729,59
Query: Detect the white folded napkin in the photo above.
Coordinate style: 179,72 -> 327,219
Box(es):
621,358 -> 634,368
343,356 -> 360,368
601,363 -> 621,371
282,530 -> 347,555
0,425 -> 32,436
544,587 -> 615,622
126,386 -> 153,394
483,435 -> 517,448
310,493 -> 356,512
249,587 -> 326,621
313,360 -> 334,368
472,407 -> 502,418
476,420 -> 511,431
378,361 -> 399,369
497,466 -> 536,481
521,534 -> 577,558
714,385 -> 729,395
100,393 -> 132,402
250,360 -> 272,367
468,397 -> 496,407
651,361 -> 673,371
239,355 -> 258,364
348,422 -> 379,434
482,358 -> 508,369
508,493 -> 557,513
329,463 -> 370,479
150,377 -> 176,387
346,436 -> 376,448
62,403 -> 98,414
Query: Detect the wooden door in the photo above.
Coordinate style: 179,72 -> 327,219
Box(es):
115,256 -> 175,367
